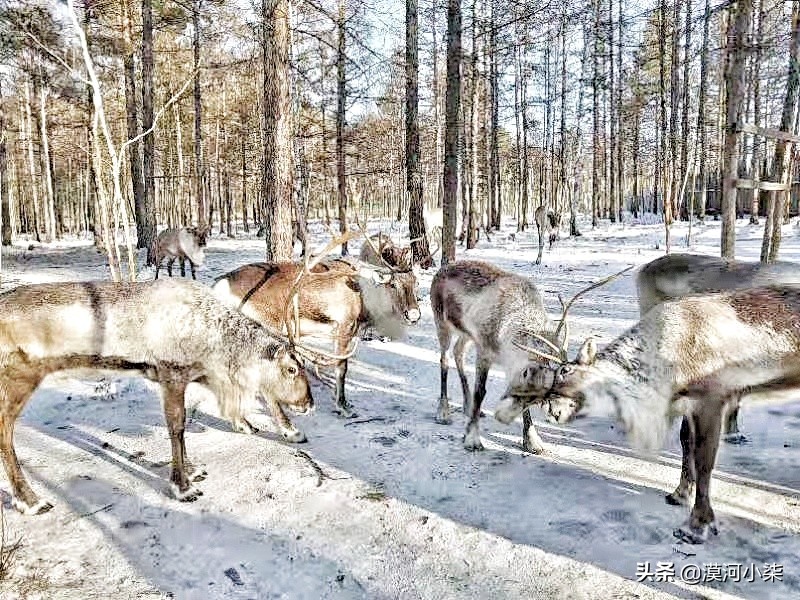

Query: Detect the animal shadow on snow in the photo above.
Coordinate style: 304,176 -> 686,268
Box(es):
293,341 -> 800,600
12,474 -> 371,599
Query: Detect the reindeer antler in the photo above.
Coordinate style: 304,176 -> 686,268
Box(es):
282,230 -> 362,363
551,265 -> 635,357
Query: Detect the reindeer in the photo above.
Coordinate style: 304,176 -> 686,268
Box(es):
358,233 -> 412,271
150,226 -> 209,280
495,284 -> 800,544
534,206 -> 562,265
212,234 -> 421,418
0,279 -> 312,515
637,253 -> 800,441
431,259 -> 573,453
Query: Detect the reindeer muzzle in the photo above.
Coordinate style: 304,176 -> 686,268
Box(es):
405,308 -> 421,323
547,394 -> 582,424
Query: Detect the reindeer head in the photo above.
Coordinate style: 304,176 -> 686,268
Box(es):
495,265 -> 635,427
260,342 -> 314,415
495,338 -> 598,426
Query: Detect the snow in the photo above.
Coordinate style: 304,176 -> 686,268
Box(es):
1,216 -> 799,599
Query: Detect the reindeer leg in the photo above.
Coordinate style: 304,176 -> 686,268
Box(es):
0,374 -> 53,515
154,260 -> 161,279
262,395 -> 307,443
436,327 -> 453,424
674,402 -> 722,544
452,336 -> 472,413
521,409 -> 546,455
332,334 -> 356,418
189,260 -> 197,280
463,354 -> 491,451
179,257 -> 187,278
723,393 -> 746,444
666,415 -> 695,506
161,377 -> 202,502
166,257 -> 175,277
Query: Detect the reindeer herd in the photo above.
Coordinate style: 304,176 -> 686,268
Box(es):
2,220 -> 800,552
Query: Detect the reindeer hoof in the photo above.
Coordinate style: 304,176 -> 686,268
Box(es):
333,405 -> 357,419
13,497 -> 54,516
673,520 -> 718,545
665,490 -> 691,507
233,418 -> 259,434
435,415 -> 452,425
282,429 -> 308,444
186,467 -> 207,482
463,432 -> 485,451
522,441 -> 546,455
171,484 -> 203,502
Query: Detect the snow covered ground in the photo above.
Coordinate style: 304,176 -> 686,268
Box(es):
1,215 -> 799,600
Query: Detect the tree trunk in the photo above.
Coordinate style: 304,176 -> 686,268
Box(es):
39,85 -> 57,242
0,80 -> 9,246
679,0 -> 692,221
659,0 -> 671,251
696,0 -> 710,221
749,0 -> 764,224
142,0 -> 157,261
591,0 -> 600,228
762,2 -> 800,262
24,80 -> 41,242
431,4 -> 444,208
442,0 -> 461,265
192,0 -> 207,228
336,0 -> 348,255
262,0 -> 294,260
122,0 -> 146,248
407,0 -> 430,265
721,0 -> 751,258
608,0 -> 616,223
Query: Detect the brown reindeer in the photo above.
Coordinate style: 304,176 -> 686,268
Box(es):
534,206 -> 562,265
636,253 -> 800,440
496,284 -> 800,544
213,247 -> 420,418
0,279 -> 312,515
431,259 -> 569,453
358,233 -> 413,271
150,226 -> 209,280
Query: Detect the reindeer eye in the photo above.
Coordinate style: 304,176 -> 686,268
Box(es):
287,365 -> 299,376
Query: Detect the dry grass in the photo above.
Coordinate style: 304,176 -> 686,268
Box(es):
0,504 -> 23,581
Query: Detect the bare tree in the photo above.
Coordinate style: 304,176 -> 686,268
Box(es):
761,1 -> 800,262
262,0 -> 294,260
406,0 -> 430,265
720,0 -> 751,258
442,0 -> 461,264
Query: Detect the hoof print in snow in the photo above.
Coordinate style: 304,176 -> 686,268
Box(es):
224,567 -> 244,586
723,432 -> 749,445
370,436 -> 396,447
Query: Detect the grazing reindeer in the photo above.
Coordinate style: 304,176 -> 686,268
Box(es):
431,259 -> 569,453
0,279 -> 312,515
213,235 -> 420,418
358,233 -> 412,271
496,285 -> 800,544
534,206 -> 562,265
150,226 -> 209,280
637,253 -> 800,440
423,205 -> 462,254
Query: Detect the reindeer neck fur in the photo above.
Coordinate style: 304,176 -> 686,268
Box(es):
580,325 -> 676,451
580,288 -> 800,450
358,275 -> 408,340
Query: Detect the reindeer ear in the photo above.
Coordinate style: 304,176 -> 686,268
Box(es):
577,338 -> 597,365
372,270 -> 392,284
263,342 -> 287,360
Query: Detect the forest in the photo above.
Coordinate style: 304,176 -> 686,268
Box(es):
0,0 -> 797,272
